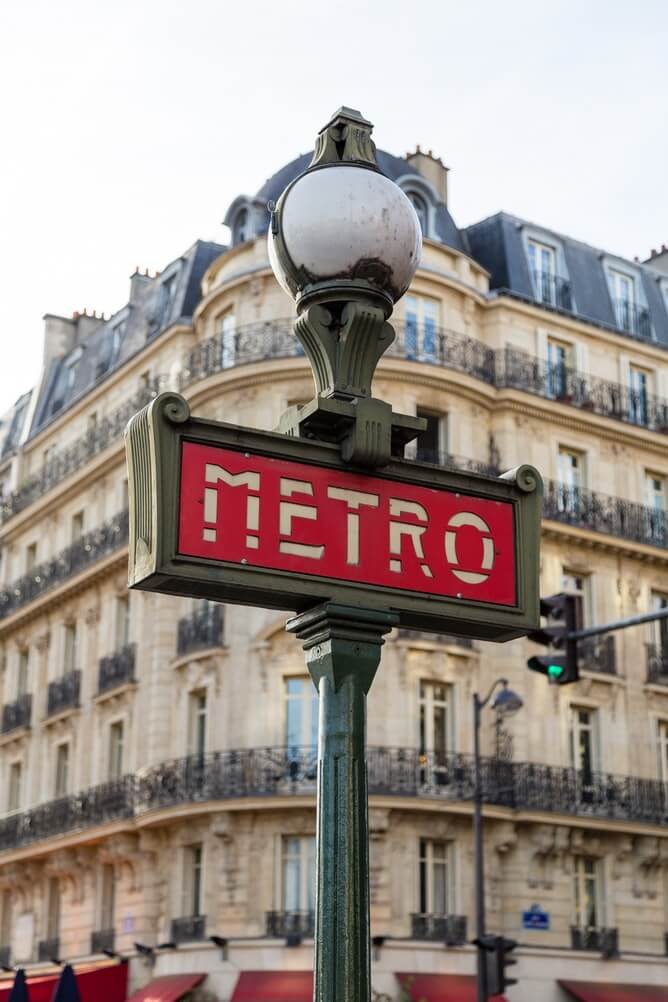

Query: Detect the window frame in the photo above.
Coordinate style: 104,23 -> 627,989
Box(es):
284,675 -> 318,750
279,835 -> 316,914
572,855 -> 603,931
418,837 -> 453,916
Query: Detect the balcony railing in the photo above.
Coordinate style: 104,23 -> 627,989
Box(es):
570,926 -> 619,956
177,603 -> 224,657
91,928 -> 115,954
646,643 -> 668,685
410,913 -> 467,945
578,635 -> 616,676
1,748 -> 668,855
46,670 -> 81,717
1,693 -> 32,734
170,915 -> 206,943
98,643 -> 136,695
531,270 -> 573,312
614,299 -> 652,339
387,323 -> 497,384
265,910 -> 315,939
0,945 -> 9,968
37,937 -> 60,962
543,481 -> 668,548
0,509 -> 129,621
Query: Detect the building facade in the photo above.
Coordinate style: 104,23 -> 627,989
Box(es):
1,143 -> 668,1001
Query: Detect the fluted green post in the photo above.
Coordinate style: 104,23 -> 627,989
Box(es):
287,603 -> 398,1002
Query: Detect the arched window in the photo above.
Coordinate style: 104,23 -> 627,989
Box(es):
232,208 -> 249,246
408,192 -> 428,235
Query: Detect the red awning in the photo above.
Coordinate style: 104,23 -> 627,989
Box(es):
231,971 -> 313,1002
0,962 -> 127,1002
397,973 -> 505,1002
560,981 -> 668,1002
126,973 -> 206,1002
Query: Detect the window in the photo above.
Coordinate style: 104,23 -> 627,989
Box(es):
160,274 -> 178,322
7,762 -> 22,813
115,595 -> 130,649
100,864 -> 116,931
629,365 -> 650,425
25,542 -> 37,573
404,295 -> 439,362
188,690 -> 207,757
46,877 -> 60,940
218,312 -> 236,369
546,338 -> 572,399
232,209 -> 249,245
572,857 -> 602,932
63,623 -> 78,674
285,677 -> 318,750
111,321 -> 126,360
419,681 -> 452,766
182,844 -> 203,917
644,473 -> 666,545
657,720 -> 668,783
108,722 -> 124,781
561,571 -> 589,628
569,707 -> 598,780
557,448 -> 585,516
418,839 -> 451,916
408,193 -> 428,235
528,240 -> 557,305
650,593 -> 668,658
610,270 -> 635,330
17,649 -> 29,698
415,411 -> 446,464
70,510 -> 84,543
0,889 -> 11,949
281,836 -> 315,913
54,743 -> 70,798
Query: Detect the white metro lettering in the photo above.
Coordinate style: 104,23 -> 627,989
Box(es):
279,478 -> 324,560
444,511 -> 495,584
203,464 -> 260,547
327,487 -> 379,564
389,498 -> 433,578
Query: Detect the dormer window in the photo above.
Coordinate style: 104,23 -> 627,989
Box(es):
608,268 -> 651,337
527,238 -> 572,311
407,193 -> 428,235
232,209 -> 249,246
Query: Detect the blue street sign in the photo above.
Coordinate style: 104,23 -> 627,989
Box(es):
522,904 -> 550,931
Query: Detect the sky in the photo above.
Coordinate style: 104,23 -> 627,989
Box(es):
0,0 -> 666,415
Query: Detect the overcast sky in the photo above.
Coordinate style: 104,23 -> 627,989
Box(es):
0,0 -> 666,416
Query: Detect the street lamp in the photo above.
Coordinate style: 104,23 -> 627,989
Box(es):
473,679 -> 523,1002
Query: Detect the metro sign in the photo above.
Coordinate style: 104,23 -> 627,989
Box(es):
125,394 -> 541,640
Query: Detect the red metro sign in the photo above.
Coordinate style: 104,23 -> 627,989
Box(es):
125,395 -> 541,641
179,443 -> 516,607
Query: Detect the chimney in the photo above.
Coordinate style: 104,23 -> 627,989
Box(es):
41,311 -> 103,368
644,245 -> 668,275
129,267 -> 153,306
405,146 -> 450,204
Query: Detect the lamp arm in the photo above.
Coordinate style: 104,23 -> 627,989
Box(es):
477,676 -> 509,711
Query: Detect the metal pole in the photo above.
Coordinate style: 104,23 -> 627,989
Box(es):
473,693 -> 486,1002
570,605 -> 668,641
287,602 -> 397,1002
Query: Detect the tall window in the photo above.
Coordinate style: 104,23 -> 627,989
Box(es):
100,864 -> 116,931
610,270 -> 635,330
108,721 -> 124,781
7,762 -> 22,813
281,836 -> 315,913
285,677 -> 318,750
628,365 -> 649,426
650,593 -> 668,658
419,681 -> 452,764
569,707 -> 598,781
0,889 -> 11,949
70,510 -> 85,543
557,448 -> 585,516
415,410 -> 446,464
232,209 -> 249,245
63,623 -> 78,675
115,595 -> 130,649
408,193 -> 428,235
528,240 -> 557,305
25,542 -> 37,573
404,295 -> 439,362
418,839 -> 451,915
188,690 -> 207,757
561,571 -> 589,628
17,649 -> 29,698
546,338 -> 572,399
572,857 -> 602,931
182,844 -> 203,917
46,877 -> 60,941
218,312 -> 236,369
54,743 -> 70,798
644,472 -> 666,545
657,720 -> 668,784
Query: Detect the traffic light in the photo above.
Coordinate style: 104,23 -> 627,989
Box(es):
475,935 -> 519,997
526,592 -> 578,685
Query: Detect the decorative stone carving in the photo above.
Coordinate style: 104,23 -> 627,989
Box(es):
631,836 -> 668,899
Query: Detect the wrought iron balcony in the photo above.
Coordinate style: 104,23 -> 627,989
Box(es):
646,644 -> 668,685
177,603 -> 224,657
531,269 -> 573,312
543,481 -> 667,548
410,913 -> 467,945
614,299 -> 652,339
0,509 -> 129,621
265,910 -> 315,939
1,693 -> 32,734
387,322 -> 496,384
98,643 -> 136,695
577,635 -> 616,676
46,670 -> 81,717
570,926 -> 619,956
37,937 -> 60,962
0,945 -> 9,968
170,915 -> 206,943
91,928 -> 115,954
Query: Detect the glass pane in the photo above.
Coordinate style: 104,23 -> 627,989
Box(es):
432,859 -> 448,915
286,695 -> 303,749
283,857 -> 300,911
433,706 -> 447,755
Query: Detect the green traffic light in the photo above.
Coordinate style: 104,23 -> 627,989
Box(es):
547,664 -> 564,679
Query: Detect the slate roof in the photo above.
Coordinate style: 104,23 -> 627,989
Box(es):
29,239 -> 225,438
464,212 -> 668,347
0,391 -> 33,459
254,150 -> 467,254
